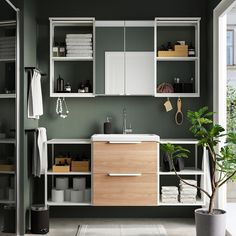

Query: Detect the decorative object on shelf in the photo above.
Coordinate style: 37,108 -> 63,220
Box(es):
64,82 -> 71,93
56,97 -> 69,118
59,42 -> 66,57
71,189 -> 84,202
52,42 -> 59,57
161,152 -> 173,171
173,77 -> 183,93
162,107 -> 236,236
0,36 -> 16,60
73,177 -> 86,190
85,79 -> 92,93
183,77 -> 194,93
188,42 -> 195,57
175,98 -> 183,125
157,83 -> 174,93
104,117 -> 112,134
78,81 -> 85,93
56,75 -> 64,93
164,98 -> 173,112
174,157 -> 185,171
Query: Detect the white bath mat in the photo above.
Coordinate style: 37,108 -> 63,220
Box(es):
77,224 -> 168,236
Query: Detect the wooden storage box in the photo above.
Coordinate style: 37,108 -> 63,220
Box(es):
157,50 -> 188,57
0,164 -> 15,171
52,165 -> 70,172
71,161 -> 89,172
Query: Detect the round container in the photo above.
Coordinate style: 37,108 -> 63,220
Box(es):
73,177 -> 86,190
71,190 -> 84,203
84,188 -> 91,202
51,189 -> 64,202
64,189 -> 72,202
56,177 -> 69,190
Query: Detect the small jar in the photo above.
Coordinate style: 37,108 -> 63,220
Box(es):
59,42 -> 66,57
78,82 -> 85,93
64,82 -> 71,93
53,42 -> 59,57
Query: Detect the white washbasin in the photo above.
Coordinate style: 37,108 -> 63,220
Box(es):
91,134 -> 160,142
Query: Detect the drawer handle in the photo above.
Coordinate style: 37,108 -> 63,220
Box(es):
108,141 -> 142,144
108,173 -> 142,177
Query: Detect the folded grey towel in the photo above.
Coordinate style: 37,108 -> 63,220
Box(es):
67,49 -> 93,54
66,42 -> 92,46
66,53 -> 93,57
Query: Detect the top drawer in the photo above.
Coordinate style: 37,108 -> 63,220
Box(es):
92,141 -> 158,173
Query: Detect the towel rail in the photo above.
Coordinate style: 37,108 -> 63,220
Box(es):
25,67 -> 47,76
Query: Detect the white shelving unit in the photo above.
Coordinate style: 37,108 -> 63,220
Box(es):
45,138 -> 92,206
158,138 -> 206,206
49,18 -> 95,98
154,18 -> 200,98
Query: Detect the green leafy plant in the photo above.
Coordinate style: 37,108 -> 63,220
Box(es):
162,107 -> 236,214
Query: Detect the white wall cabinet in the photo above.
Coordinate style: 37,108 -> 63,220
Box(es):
96,20 -> 155,96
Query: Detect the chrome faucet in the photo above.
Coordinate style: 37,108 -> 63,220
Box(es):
123,108 -> 132,134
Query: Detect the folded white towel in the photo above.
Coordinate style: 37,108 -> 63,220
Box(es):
161,186 -> 178,190
28,70 -> 43,119
67,49 -> 93,54
66,38 -> 92,43
66,33 -> 92,39
161,199 -> 179,203
161,190 -> 179,195
162,195 -> 178,199
66,45 -> 92,50
180,189 -> 197,195
66,53 -> 93,57
66,42 -> 92,46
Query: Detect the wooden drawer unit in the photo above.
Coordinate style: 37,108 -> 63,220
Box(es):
93,173 -> 157,206
92,141 -> 158,174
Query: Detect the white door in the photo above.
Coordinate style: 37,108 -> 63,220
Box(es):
125,52 -> 154,95
105,52 -> 125,95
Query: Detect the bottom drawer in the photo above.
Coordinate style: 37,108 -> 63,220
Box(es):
93,173 -> 157,206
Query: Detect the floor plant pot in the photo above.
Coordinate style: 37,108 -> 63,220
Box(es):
195,208 -> 226,236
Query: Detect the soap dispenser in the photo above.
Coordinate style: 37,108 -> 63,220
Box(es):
104,117 -> 112,134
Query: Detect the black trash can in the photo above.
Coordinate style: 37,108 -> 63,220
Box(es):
31,205 -> 49,234
3,205 -> 15,233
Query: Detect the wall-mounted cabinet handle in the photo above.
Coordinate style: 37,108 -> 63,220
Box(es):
108,141 -> 142,144
108,173 -> 142,177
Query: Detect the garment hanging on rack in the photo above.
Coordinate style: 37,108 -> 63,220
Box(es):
28,69 -> 43,119
32,128 -> 47,177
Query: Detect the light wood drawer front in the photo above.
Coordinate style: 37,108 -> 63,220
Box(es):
92,142 -> 158,173
93,173 -> 157,206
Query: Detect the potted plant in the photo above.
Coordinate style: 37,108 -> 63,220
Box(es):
161,107 -> 236,236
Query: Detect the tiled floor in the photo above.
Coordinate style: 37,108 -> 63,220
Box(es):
25,218 -> 196,236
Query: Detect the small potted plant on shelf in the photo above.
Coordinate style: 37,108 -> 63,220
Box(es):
161,107 -> 236,236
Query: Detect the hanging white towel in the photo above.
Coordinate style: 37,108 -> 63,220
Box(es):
32,127 -> 48,177
28,70 -> 43,119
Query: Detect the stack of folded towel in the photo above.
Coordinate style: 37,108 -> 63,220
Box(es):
179,179 -> 197,204
65,34 -> 93,57
0,36 -> 15,60
161,186 -> 179,203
